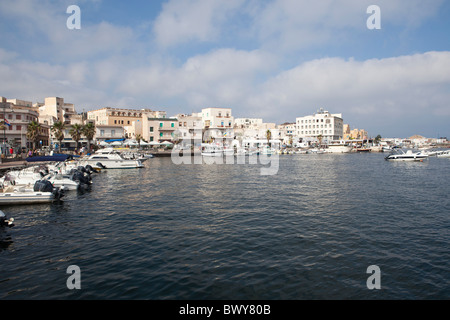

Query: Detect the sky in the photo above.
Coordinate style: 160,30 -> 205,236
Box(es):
0,0 -> 449,138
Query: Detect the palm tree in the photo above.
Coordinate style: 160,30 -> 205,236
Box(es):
136,134 -> 142,149
82,122 -> 96,152
69,123 -> 83,152
317,134 -> 323,147
52,121 -> 65,153
266,129 -> 272,147
27,121 -> 41,150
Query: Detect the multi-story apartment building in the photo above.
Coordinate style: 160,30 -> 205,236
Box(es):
296,108 -> 344,142
1,97 -> 50,151
87,107 -> 166,126
200,108 -> 234,141
142,117 -> 178,143
175,114 -> 203,144
277,122 -> 296,145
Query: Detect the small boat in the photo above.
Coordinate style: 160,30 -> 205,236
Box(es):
325,144 -> 352,153
436,150 -> 450,158
201,144 -> 223,157
79,148 -> 144,169
0,181 -> 64,205
385,150 -> 428,162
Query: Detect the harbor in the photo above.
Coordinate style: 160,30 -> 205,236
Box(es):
1,151 -> 449,299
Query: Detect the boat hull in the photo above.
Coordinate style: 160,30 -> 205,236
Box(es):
0,192 -> 56,205
80,159 -> 143,169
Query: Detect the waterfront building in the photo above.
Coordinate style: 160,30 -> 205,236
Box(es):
175,113 -> 203,145
296,108 -> 344,142
277,122 -> 296,145
200,108 -> 234,142
234,118 -> 263,128
95,125 -> 125,143
142,116 -> 179,143
87,107 -> 166,127
1,97 -> 49,151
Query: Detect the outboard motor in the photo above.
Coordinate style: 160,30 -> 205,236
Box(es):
0,210 -> 14,228
96,162 -> 107,169
34,180 -> 54,193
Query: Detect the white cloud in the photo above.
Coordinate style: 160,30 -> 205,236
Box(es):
153,0 -> 245,48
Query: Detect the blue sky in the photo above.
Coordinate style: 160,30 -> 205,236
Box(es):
0,0 -> 449,138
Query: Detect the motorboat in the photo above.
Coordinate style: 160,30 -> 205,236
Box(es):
436,150 -> 450,158
0,180 -> 64,205
385,150 -> 428,162
79,148 -> 144,169
201,144 -> 223,157
325,144 -> 352,153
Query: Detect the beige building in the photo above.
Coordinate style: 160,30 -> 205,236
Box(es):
277,122 -> 296,145
87,107 -> 166,126
199,107 -> 234,141
296,108 -> 344,142
143,117 -> 178,143
1,97 -> 50,151
175,114 -> 203,143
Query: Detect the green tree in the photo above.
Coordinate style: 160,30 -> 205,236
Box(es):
26,121 -> 41,150
82,122 -> 96,152
266,129 -> 272,147
374,134 -> 382,144
317,134 -> 323,146
136,134 -> 142,149
69,123 -> 83,152
52,121 -> 65,153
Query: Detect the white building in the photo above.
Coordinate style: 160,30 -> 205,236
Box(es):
296,108 -> 344,142
200,107 -> 234,141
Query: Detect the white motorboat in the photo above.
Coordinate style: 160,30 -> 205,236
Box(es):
201,144 -> 223,157
325,144 -> 352,153
0,181 -> 63,205
436,150 -> 450,158
385,150 -> 428,162
79,148 -> 144,169
1,166 -> 81,191
42,173 -> 81,191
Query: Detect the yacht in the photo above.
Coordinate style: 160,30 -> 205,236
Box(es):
79,148 -> 144,169
385,150 -> 428,162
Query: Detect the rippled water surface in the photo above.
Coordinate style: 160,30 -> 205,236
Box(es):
1,153 -> 449,299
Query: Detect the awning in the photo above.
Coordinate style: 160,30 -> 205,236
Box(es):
105,138 -> 126,143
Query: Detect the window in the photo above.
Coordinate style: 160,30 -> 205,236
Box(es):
150,137 -> 154,142
100,130 -> 105,136
160,123 -> 163,128
128,121 -> 130,125
111,130 -> 116,136
171,123 -> 174,128
16,115 -> 21,120
114,120 -> 117,124
160,133 -> 163,137
150,127 -> 154,132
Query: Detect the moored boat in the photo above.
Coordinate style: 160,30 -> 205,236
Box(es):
385,150 -> 428,162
